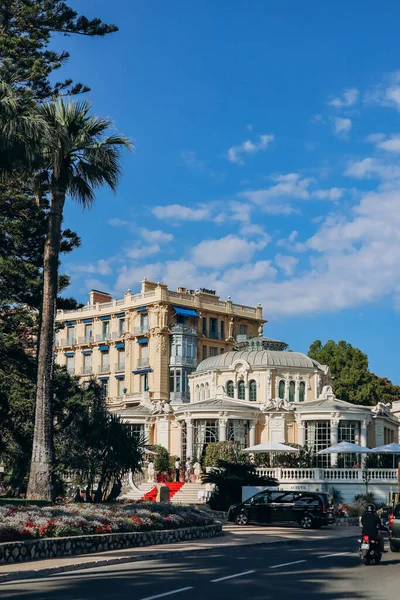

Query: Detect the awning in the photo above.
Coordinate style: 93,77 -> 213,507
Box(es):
81,349 -> 92,355
64,320 -> 76,326
99,345 -> 109,351
98,376 -> 109,381
115,374 -> 125,379
115,343 -> 125,349
82,318 -> 93,324
173,306 -> 199,318
132,368 -> 152,374
64,351 -> 74,357
136,306 -> 148,312
116,312 -> 125,318
100,315 -> 111,321
137,338 -> 148,344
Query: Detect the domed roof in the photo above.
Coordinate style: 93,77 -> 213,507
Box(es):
196,349 -> 322,372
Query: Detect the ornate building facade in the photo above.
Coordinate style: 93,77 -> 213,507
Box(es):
55,286 -> 399,463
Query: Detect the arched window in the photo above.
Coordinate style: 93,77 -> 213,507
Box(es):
249,380 -> 257,401
278,380 -> 285,399
226,380 -> 234,397
205,383 -> 210,399
299,381 -> 305,402
200,384 -> 205,401
195,385 -> 200,402
238,380 -> 245,400
289,381 -> 295,402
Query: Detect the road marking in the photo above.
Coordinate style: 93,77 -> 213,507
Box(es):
318,552 -> 351,559
211,570 -> 255,583
139,587 -> 193,600
269,560 -> 307,569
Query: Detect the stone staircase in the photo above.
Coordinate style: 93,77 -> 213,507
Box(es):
143,482 -> 184,502
119,482 -> 155,502
171,482 -> 204,505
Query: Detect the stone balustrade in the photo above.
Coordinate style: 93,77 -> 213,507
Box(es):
255,467 -> 398,483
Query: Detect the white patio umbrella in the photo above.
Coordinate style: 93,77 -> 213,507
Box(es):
371,442 -> 400,468
140,447 -> 158,456
318,441 -> 373,455
244,442 -> 299,454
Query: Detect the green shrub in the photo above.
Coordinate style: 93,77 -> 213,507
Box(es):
329,487 -> 344,506
203,442 -> 248,467
148,445 -> 170,473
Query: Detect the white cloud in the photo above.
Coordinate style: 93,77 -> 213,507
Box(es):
70,259 -> 112,276
275,254 -> 299,276
333,117 -> 352,136
345,157 -> 400,180
377,135 -> 400,153
227,134 -> 274,165
152,204 -> 211,221
108,218 -> 129,227
328,88 -> 359,107
139,228 -> 174,243
191,234 -> 269,268
126,244 -> 161,260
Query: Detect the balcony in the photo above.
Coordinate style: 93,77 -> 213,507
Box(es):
78,335 -> 94,344
169,356 -> 197,368
170,324 -> 197,336
96,333 -> 111,342
134,327 -> 148,336
97,365 -> 110,375
137,357 -> 150,369
81,366 -> 93,375
114,362 -> 125,372
59,338 -> 76,346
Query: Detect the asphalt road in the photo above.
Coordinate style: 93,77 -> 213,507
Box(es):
1,532 -> 399,600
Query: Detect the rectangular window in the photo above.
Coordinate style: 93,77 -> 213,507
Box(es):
239,324 -> 247,336
209,347 -> 217,357
118,349 -> 125,369
127,423 -> 144,442
209,317 -> 218,339
176,313 -> 185,324
84,324 -> 93,342
83,353 -> 91,373
118,318 -> 126,335
66,355 -> 74,373
102,321 -> 110,340
202,345 -> 207,360
140,313 -> 148,332
101,352 -> 109,371
220,320 -> 225,340
305,421 -> 331,467
202,317 -> 207,335
67,326 -> 75,344
176,369 -> 181,392
117,377 -> 125,396
169,370 -> 175,392
101,379 -> 109,398
220,348 -> 224,354
141,373 -> 149,392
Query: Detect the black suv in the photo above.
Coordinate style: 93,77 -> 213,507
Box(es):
228,490 -> 334,529
389,504 -> 400,552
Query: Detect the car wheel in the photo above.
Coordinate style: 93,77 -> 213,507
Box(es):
235,512 -> 249,526
300,515 -> 314,529
390,542 -> 400,553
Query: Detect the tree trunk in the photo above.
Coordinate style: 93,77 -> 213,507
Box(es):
27,188 -> 65,500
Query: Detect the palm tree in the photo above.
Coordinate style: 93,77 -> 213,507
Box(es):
26,99 -> 132,500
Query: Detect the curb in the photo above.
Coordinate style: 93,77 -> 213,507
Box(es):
0,528 -> 358,585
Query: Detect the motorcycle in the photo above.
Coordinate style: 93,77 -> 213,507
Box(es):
359,534 -> 382,565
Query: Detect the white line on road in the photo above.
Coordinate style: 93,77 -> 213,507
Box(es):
269,560 -> 307,569
211,570 -> 255,583
139,587 -> 193,600
318,552 -> 351,559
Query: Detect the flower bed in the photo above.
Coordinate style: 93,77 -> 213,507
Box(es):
0,503 -> 214,543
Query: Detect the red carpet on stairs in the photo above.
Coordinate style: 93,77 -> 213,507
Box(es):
143,482 -> 184,502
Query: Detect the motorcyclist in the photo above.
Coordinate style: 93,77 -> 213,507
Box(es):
361,503 -> 388,552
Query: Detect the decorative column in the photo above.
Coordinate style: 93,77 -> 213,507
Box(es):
265,370 -> 272,402
244,382 -> 249,402
330,414 -> 340,466
295,414 -> 305,447
294,374 -> 301,402
249,421 -> 256,446
360,418 -> 370,466
219,414 -> 227,442
284,374 -> 290,402
185,418 -> 194,460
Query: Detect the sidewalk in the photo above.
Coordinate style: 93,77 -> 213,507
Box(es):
0,525 -> 359,584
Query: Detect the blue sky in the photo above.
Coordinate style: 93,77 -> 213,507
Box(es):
57,1 -> 400,383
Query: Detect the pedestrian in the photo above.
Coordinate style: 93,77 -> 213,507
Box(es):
185,457 -> 192,482
175,457 -> 181,482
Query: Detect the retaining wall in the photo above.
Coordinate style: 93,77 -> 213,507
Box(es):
0,523 -> 222,565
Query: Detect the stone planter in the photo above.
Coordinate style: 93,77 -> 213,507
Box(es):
0,523 -> 222,565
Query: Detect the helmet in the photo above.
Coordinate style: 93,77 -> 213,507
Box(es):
367,503 -> 376,513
